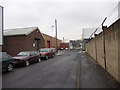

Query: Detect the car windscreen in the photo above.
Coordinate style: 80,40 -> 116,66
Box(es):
0,53 -> 12,61
17,52 -> 30,56
40,49 -> 49,52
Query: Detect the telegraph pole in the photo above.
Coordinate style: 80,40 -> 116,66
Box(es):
52,25 -> 55,48
63,37 -> 64,43
55,19 -> 58,52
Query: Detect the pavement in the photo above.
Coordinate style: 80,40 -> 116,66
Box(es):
2,50 -> 119,88
78,50 -> 119,88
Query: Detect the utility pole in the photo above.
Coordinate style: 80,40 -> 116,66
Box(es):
52,25 -> 55,48
55,19 -> 58,52
63,37 -> 64,43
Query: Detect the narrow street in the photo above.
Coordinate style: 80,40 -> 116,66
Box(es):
2,50 -> 78,88
0,1 -> 120,89
2,50 -> 119,88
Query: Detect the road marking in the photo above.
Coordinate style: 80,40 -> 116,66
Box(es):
77,63 -> 80,88
77,54 -> 81,88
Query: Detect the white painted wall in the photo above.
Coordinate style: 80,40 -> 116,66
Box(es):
0,7 -> 3,89
0,6 -> 3,45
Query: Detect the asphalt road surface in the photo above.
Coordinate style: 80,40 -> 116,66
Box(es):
2,50 -> 119,88
2,50 -> 79,88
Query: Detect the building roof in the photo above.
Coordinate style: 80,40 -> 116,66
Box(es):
0,5 -> 3,8
82,28 -> 102,39
42,33 -> 54,39
42,33 -> 62,41
4,27 -> 38,36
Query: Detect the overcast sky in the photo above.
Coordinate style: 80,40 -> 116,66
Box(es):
0,0 -> 119,41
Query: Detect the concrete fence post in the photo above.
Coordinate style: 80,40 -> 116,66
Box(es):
102,26 -> 107,70
94,34 -> 98,63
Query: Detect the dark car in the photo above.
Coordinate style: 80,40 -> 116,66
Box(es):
13,51 -> 41,66
38,48 -> 56,60
0,52 -> 14,72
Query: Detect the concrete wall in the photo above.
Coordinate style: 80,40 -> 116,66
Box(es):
96,32 -> 105,69
86,39 -> 95,60
105,20 -> 119,81
118,18 -> 120,83
86,19 -> 120,82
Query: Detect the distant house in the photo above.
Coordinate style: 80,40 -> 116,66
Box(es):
42,33 -> 62,49
3,27 -> 45,56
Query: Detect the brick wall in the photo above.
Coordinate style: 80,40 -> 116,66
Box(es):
3,29 -> 45,56
42,33 -> 62,48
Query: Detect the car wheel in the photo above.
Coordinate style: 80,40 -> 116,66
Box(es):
25,60 -> 29,66
7,64 -> 13,72
38,58 -> 41,62
45,56 -> 48,60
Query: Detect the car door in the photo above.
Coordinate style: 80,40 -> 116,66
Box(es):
2,53 -> 13,70
32,51 -> 39,62
29,52 -> 38,63
49,49 -> 53,57
28,52 -> 34,63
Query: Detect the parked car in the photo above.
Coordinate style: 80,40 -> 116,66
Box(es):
38,48 -> 56,60
13,51 -> 41,66
49,48 -> 56,53
0,52 -> 14,72
59,48 -> 64,50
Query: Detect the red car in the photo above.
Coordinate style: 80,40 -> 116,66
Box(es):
39,48 -> 56,60
13,51 -> 41,66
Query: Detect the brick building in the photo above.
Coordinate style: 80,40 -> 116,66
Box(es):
3,27 -> 45,56
42,33 -> 62,49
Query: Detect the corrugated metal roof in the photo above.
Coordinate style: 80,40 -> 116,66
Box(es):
4,27 -> 38,36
